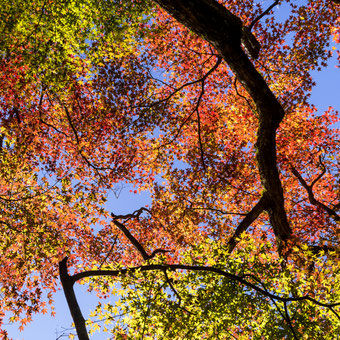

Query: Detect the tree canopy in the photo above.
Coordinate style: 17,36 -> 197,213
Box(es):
0,0 -> 339,339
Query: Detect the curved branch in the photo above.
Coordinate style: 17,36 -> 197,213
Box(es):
71,263 -> 340,311
112,217 -> 170,261
140,56 -> 221,109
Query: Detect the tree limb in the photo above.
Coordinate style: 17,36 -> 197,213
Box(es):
227,195 -> 267,253
291,165 -> 340,222
59,257 -> 89,340
248,0 -> 279,31
71,263 -> 340,312
153,0 -> 292,251
112,215 -> 170,261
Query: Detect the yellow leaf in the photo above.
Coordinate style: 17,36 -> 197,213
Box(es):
206,258 -> 216,266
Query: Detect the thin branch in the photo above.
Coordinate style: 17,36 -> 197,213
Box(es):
249,0 -> 279,31
112,219 -> 150,261
63,104 -> 80,145
143,57 -> 222,153
140,56 -> 221,109
196,82 -> 207,170
242,273 -> 295,335
38,89 -> 69,137
162,272 -> 197,317
329,306 -> 340,320
112,217 -> 170,261
311,156 -> 326,189
163,269 -> 195,315
291,165 -> 340,222
188,206 -> 247,216
233,77 -> 257,116
284,302 -> 299,340
99,235 -> 119,269
51,93 -> 113,173
181,57 -> 222,169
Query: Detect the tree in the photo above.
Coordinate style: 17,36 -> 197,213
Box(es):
0,0 -> 339,338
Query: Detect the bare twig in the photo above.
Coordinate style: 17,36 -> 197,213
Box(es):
291,165 -> 340,222
249,0 -> 279,31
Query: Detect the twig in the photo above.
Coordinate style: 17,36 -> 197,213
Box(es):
163,269 -> 195,315
196,82 -> 207,170
291,165 -> 340,222
149,56 -> 222,152
249,0 -> 279,31
284,302 -> 299,340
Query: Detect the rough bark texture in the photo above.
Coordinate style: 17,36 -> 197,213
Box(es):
154,0 -> 292,250
241,26 -> 261,59
59,257 -> 89,340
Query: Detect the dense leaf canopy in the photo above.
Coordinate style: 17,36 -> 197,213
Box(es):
0,0 -> 339,339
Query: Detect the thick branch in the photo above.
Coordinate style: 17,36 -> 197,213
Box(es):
59,257 -> 89,340
71,264 -> 340,311
112,207 -> 151,221
227,195 -> 267,253
153,0 -> 292,249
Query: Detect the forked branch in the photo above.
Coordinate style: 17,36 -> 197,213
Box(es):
291,165 -> 340,222
111,213 -> 170,261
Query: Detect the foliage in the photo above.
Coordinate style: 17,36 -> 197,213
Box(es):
0,0 -> 339,339
87,238 -> 339,339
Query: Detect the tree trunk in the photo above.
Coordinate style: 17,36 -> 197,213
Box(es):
153,0 -> 292,250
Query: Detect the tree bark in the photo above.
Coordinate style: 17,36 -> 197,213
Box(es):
59,257 -> 89,340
